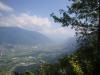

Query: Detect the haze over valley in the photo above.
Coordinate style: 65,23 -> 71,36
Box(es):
0,0 -> 77,75
0,26 -> 76,75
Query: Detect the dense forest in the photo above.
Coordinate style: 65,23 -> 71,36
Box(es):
14,0 -> 99,75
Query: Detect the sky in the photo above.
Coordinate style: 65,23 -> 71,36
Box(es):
0,0 -> 75,42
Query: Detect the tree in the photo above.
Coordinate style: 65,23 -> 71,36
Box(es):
51,0 -> 99,75
51,0 -> 99,46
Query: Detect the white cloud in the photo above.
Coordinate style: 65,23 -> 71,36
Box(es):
0,1 -> 13,12
0,13 -> 75,41
0,13 -> 51,28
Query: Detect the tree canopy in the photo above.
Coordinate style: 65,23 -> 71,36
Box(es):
51,0 -> 99,46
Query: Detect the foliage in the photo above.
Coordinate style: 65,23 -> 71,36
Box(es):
14,71 -> 35,75
40,38 -> 99,75
51,0 -> 99,46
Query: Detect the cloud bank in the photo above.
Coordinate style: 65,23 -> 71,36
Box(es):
0,13 -> 51,28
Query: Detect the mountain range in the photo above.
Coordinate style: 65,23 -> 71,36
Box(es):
0,27 -> 50,45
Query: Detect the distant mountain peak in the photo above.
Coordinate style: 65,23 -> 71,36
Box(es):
0,27 -> 50,45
